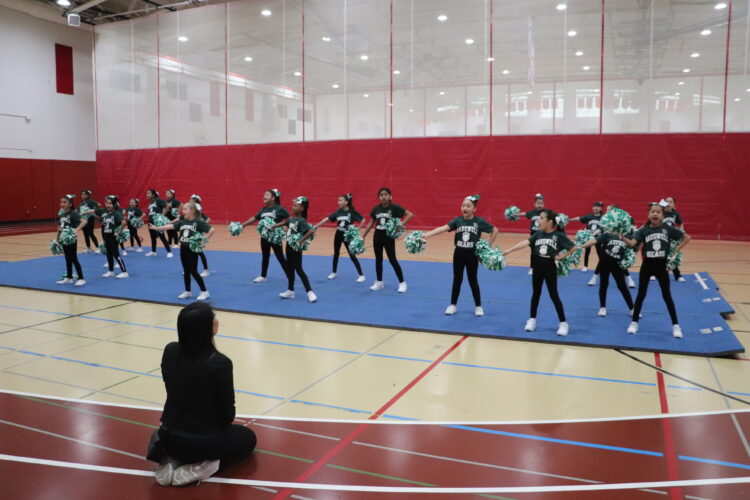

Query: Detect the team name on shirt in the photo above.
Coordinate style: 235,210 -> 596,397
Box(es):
102,214 -> 117,233
148,203 -> 157,214
336,214 -> 352,227
178,223 -> 198,242
663,216 -> 677,226
374,211 -> 393,229
456,225 -> 479,248
260,211 -> 277,218
535,237 -> 558,257
287,220 -> 300,236
644,230 -> 669,258
59,216 -> 71,228
604,239 -> 627,259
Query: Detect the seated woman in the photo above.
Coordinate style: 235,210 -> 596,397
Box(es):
148,302 -> 256,486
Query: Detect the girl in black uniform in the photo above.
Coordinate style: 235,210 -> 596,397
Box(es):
190,194 -> 211,277
125,198 -> 144,252
621,203 -> 691,338
240,189 -> 289,284
79,189 -> 101,253
570,201 -> 603,275
55,194 -> 87,287
145,189 -> 173,258
96,196 -> 129,279
503,209 -> 578,336
604,204 -> 637,288
271,197 -> 317,303
312,194 -> 365,282
511,194 -> 545,275
151,201 -> 214,301
664,196 -> 686,282
422,195 -> 498,316
361,188 -> 414,293
579,232 -> 633,317
165,190 -> 181,247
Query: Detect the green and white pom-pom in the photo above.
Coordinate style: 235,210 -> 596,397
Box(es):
78,206 -> 94,220
667,239 -> 683,271
384,218 -> 405,239
404,231 -> 426,254
59,227 -> 77,245
567,247 -> 583,268
555,213 -> 569,229
575,229 -> 593,246
50,240 -> 63,255
171,207 -> 180,218
188,232 -> 209,253
566,230 -> 593,268
343,224 -> 361,243
115,227 -> 130,244
129,215 -> 144,228
619,248 -> 636,270
600,207 -> 633,235
98,242 -> 108,255
348,235 -> 365,255
151,213 -> 169,228
228,221 -> 244,237
474,239 -> 506,271
556,256 -> 574,277
257,218 -> 286,245
287,232 -> 313,252
504,205 -> 521,222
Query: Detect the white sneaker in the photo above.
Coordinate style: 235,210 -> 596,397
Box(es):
166,252 -> 173,258
598,307 -> 607,317
524,318 -> 536,331
672,324 -> 683,338
279,290 -> 295,299
370,281 -> 384,291
328,272 -> 337,280
588,275 -> 598,286
556,321 -> 569,336
121,250 -> 128,256
627,321 -> 639,334
398,282 -> 408,293
444,305 -> 457,315
582,267 -> 588,273
135,247 -> 144,253
528,268 -> 533,275
171,459 -> 220,486
154,458 -> 177,486
627,276 -> 636,288
177,291 -> 192,299
474,306 -> 484,317
94,248 -> 101,254
200,269 -> 210,277
307,291 -> 317,303
650,276 -> 656,281
101,271 -> 114,278
356,275 -> 366,283
677,277 -> 686,282
56,278 -> 73,285
196,291 -> 210,301
116,272 -> 129,279
253,276 -> 267,283
145,251 -> 156,257
103,262 -> 109,268
74,279 -> 86,287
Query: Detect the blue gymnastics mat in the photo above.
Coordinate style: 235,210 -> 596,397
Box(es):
0,249 -> 742,357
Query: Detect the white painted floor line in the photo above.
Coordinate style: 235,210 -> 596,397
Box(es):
694,272 -> 710,291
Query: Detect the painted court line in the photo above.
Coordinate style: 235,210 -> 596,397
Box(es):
1,453 -> 749,493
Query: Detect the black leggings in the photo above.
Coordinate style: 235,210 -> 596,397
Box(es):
585,244 -> 602,269
332,230 -> 363,275
180,246 -> 207,292
63,241 -> 83,279
373,230 -> 404,282
530,256 -> 566,321
672,266 -> 682,280
451,248 -> 481,306
82,218 -> 99,250
598,256 -> 633,309
200,252 -> 209,270
155,425 -> 256,470
167,229 -> 179,246
128,224 -> 142,247
103,234 -> 127,273
285,244 -> 312,292
632,258 -> 678,324
260,237 -> 288,278
149,228 -> 172,253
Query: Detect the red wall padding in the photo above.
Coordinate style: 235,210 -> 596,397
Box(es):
0,158 -> 97,222
54,43 -> 74,95
96,134 -> 750,240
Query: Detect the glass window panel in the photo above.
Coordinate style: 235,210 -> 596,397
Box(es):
727,0 -> 750,131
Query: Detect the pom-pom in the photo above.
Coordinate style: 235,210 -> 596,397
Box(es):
600,207 -> 633,235
151,213 -> 169,227
287,232 -> 314,252
555,213 -> 569,229
504,206 -> 521,222
575,229 -> 593,246
98,242 -> 107,255
343,224 -> 361,243
78,206 -> 94,220
188,232 -> 209,253
667,239 -> 683,271
228,222 -> 243,236
384,218 -> 405,239
566,230 -> 593,268
556,257 -> 574,277
257,218 -> 285,245
404,231 -> 426,254
474,239 -> 506,271
59,227 -> 77,245
171,207 -> 180,218
50,240 -> 63,255
619,248 -> 636,270
129,214 -> 144,228
115,227 -> 130,244
347,236 -> 365,255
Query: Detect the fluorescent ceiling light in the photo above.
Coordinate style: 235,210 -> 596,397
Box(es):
243,56 -> 253,62
690,52 -> 700,58
575,50 -> 583,56
261,9 -> 272,16
567,30 -> 577,37
700,29 -> 712,36
556,4 -> 567,11
177,36 -> 188,42
437,14 -> 447,22
714,3 -> 728,10
360,54 -> 369,61
322,36 -> 331,42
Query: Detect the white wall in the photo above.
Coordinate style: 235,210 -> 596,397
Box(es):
0,5 -> 95,161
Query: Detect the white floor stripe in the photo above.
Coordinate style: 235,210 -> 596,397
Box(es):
694,272 -> 710,291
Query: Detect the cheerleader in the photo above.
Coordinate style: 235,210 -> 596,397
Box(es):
125,198 -> 144,252
422,195 -> 498,316
271,196 -> 317,302
361,187 -> 413,293
190,194 -> 210,277
55,194 -> 87,286
569,201 -> 603,274
95,196 -> 129,279
502,209 -> 578,336
511,193 -> 545,275
165,189 -> 181,247
664,196 -> 686,282
239,189 -> 289,283
145,189 -> 173,258
150,201 -> 213,301
311,193 -> 365,282
621,202 -> 690,337
79,189 -> 101,253
579,233 -> 634,317
604,204 -> 637,289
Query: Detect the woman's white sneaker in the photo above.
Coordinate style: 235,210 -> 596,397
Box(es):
56,278 -> 74,285
154,458 -> 177,486
627,276 -> 636,288
444,305 -> 457,315
327,272 -> 337,280
116,272 -> 129,279
474,306 -> 484,317
307,291 -> 317,302
171,459 -> 220,486
253,276 -> 267,283
356,275 -> 366,283
672,325 -> 683,338
598,307 -> 607,317
145,251 -> 156,256
177,291 -> 192,299
370,281 -> 384,291
279,290 -> 295,299
556,322 -> 569,336
627,322 -> 639,334
166,252 -> 173,258
588,275 -> 598,286
101,271 -> 114,278
196,291 -> 210,301
397,282 -> 408,293
200,269 -> 210,277
524,318 -> 536,331
121,250 -> 128,256
74,279 -> 86,286
135,247 -> 144,253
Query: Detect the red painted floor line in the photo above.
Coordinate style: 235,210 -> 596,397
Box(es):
272,335 -> 469,499
654,353 -> 684,500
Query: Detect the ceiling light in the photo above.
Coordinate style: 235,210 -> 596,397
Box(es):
243,56 -> 253,62
363,94 -> 370,98
556,4 -> 567,11
360,54 -> 369,61
582,65 -> 590,70
294,71 -> 301,76
57,0 -> 71,6
567,30 -> 577,37
487,57 -> 494,62
409,108 -> 415,112
321,36 -> 331,42
678,81 -> 685,86
332,84 -> 339,89
177,35 -> 188,42
735,97 -> 741,102
575,50 -> 583,56
701,29 -> 712,36
714,3 -> 728,10
437,14 -> 448,22
393,70 -> 401,75
261,9 -> 272,16
439,91 -> 445,95
501,69 -> 509,75
746,88 -> 750,92
690,52 -> 700,58
465,38 -> 475,45
675,92 -> 680,96
682,68 -> 691,73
